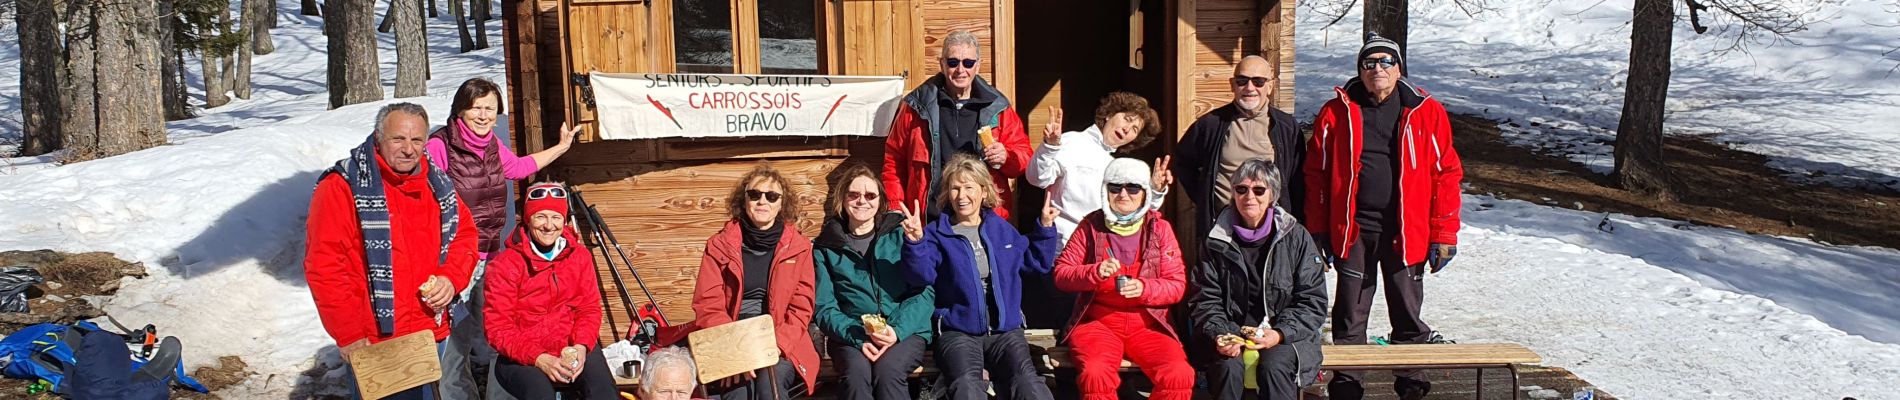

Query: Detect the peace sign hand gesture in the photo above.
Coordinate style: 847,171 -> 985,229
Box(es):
1042,106 -> 1065,146
898,200 -> 925,242
1151,155 -> 1175,191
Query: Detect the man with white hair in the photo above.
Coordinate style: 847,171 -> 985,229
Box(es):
882,30 -> 1032,220
639,346 -> 699,400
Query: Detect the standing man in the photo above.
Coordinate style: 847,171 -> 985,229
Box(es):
1303,32 -> 1464,400
883,30 -> 1032,220
306,103 -> 481,399
1173,54 -> 1306,236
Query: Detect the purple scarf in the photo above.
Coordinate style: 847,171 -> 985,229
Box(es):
1232,208 -> 1276,243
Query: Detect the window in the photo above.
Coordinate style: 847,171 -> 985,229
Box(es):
757,1 -> 819,75
673,0 -> 735,73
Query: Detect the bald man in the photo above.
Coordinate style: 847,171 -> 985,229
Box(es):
1172,55 -> 1307,237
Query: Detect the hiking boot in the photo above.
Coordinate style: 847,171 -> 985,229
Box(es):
1395,377 -> 1433,400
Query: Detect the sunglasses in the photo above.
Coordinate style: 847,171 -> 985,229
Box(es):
845,191 -> 880,202
745,189 -> 783,203
944,58 -> 978,69
527,186 -> 568,200
1106,183 -> 1145,195
1360,57 -> 1399,71
1232,185 -> 1269,198
1230,75 -> 1273,88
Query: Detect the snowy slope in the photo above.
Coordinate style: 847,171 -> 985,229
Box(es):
0,1 -> 507,397
1294,0 -> 1900,191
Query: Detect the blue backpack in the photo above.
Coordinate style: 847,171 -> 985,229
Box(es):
0,321 -> 207,395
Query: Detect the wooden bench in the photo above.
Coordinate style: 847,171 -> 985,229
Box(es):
1321,343 -> 1543,400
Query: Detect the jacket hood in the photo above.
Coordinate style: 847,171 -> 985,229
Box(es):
1338,77 -> 1429,109
814,212 -> 905,252
503,223 -> 584,270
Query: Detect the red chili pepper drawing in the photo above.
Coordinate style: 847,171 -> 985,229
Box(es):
819,95 -> 848,129
647,95 -> 683,130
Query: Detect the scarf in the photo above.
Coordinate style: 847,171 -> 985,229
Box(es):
455,119 -> 492,154
322,134 -> 461,337
741,219 -> 785,253
1233,208 -> 1276,243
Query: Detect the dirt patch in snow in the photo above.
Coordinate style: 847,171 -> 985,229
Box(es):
1448,113 -> 1900,249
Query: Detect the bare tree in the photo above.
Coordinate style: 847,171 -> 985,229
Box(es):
450,0 -> 473,51
157,0 -> 194,121
1363,0 -> 1408,52
302,0 -> 321,16
87,0 -> 166,160
393,0 -> 428,97
195,0 -> 233,108
1614,0 -> 1820,198
472,0 -> 489,49
326,0 -> 383,108
247,0 -> 275,55
16,0 -> 63,155
234,0 -> 259,100
59,0 -> 99,159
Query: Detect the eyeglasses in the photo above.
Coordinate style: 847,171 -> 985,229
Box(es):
1105,183 -> 1145,195
745,189 -> 783,203
1360,57 -> 1398,71
845,191 -> 880,202
527,186 -> 568,200
1232,185 -> 1269,198
1230,75 -> 1273,88
944,58 -> 978,69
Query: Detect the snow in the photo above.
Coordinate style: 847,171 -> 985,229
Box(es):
0,1 -> 507,397
1294,0 -> 1900,191
0,0 -> 1895,398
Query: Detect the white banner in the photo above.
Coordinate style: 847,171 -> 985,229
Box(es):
589,72 -> 905,140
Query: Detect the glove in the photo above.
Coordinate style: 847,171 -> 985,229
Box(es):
1427,244 -> 1457,273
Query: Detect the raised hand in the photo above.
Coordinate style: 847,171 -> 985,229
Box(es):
1042,106 -> 1065,146
1150,155 -> 1174,191
1097,257 -> 1120,279
558,121 -> 581,147
899,200 -> 925,242
1039,197 -> 1059,228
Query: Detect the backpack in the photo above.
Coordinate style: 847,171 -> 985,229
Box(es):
0,321 -> 208,395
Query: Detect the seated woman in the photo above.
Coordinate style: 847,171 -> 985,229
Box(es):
689,164 -> 820,400
1188,158 -> 1329,400
1050,158 -> 1192,400
483,182 -> 616,399
898,153 -> 1062,400
813,163 -> 935,400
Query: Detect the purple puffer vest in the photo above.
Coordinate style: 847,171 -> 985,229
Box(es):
432,126 -> 509,254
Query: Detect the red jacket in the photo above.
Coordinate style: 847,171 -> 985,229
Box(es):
881,77 -> 1030,219
1302,79 -> 1463,266
483,226 -> 601,365
1051,210 -> 1187,340
305,154 -> 479,346
683,220 -> 821,393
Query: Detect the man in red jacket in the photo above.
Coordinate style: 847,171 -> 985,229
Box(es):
1302,32 -> 1463,400
882,30 -> 1030,220
305,103 -> 480,400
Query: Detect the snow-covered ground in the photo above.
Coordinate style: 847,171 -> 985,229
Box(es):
1,1 -> 507,396
1295,0 -> 1900,192
0,0 -> 1896,398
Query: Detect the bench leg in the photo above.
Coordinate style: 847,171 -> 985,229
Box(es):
1475,368 -> 1484,400
1509,364 -> 1522,400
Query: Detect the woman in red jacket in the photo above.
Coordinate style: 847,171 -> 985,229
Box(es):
692,163 -> 821,400
482,182 -> 616,399
1051,158 -> 1193,400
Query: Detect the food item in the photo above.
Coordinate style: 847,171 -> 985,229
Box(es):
1239,326 -> 1260,338
418,278 -> 436,295
1216,334 -> 1246,347
860,314 -> 889,334
562,346 -> 582,369
978,126 -> 996,148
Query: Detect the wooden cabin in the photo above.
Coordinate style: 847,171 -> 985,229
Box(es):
500,0 -> 1296,342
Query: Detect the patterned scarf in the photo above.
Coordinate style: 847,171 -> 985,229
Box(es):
323,134 -> 461,337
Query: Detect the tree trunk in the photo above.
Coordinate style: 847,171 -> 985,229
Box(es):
235,0 -> 257,100
157,0 -> 193,121
204,2 -> 232,108
451,0 -> 473,52
393,0 -> 428,98
473,0 -> 490,21
1363,0 -> 1408,64
327,0 -> 385,109
90,0 -> 167,159
1614,0 -> 1678,200
60,0 -> 99,160
249,0 -> 277,55
302,0 -> 322,16
18,0 -> 64,156
427,0 -> 437,18
472,0 -> 489,49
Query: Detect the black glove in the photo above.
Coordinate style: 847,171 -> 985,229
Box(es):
1427,244 -> 1457,273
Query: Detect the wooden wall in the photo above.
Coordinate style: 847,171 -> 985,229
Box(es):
1186,0 -> 1295,120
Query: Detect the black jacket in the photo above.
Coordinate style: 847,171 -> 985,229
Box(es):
1173,104 -> 1306,231
1187,207 -> 1328,375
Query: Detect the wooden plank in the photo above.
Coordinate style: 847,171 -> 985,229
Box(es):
1320,344 -> 1544,367
731,0 -> 761,74
348,331 -> 441,400
990,0 -> 1013,100
688,315 -> 781,383
1275,0 -> 1295,112
1172,0 -> 1197,142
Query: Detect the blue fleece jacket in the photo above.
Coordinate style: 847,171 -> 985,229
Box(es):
903,209 -> 1061,335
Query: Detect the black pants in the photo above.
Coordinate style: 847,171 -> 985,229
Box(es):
1329,228 -> 1433,398
492,349 -> 619,400
714,359 -> 803,400
936,329 -> 1052,400
1204,342 -> 1312,400
828,335 -> 928,400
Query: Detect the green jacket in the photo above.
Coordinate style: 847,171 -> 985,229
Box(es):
813,213 -> 936,346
